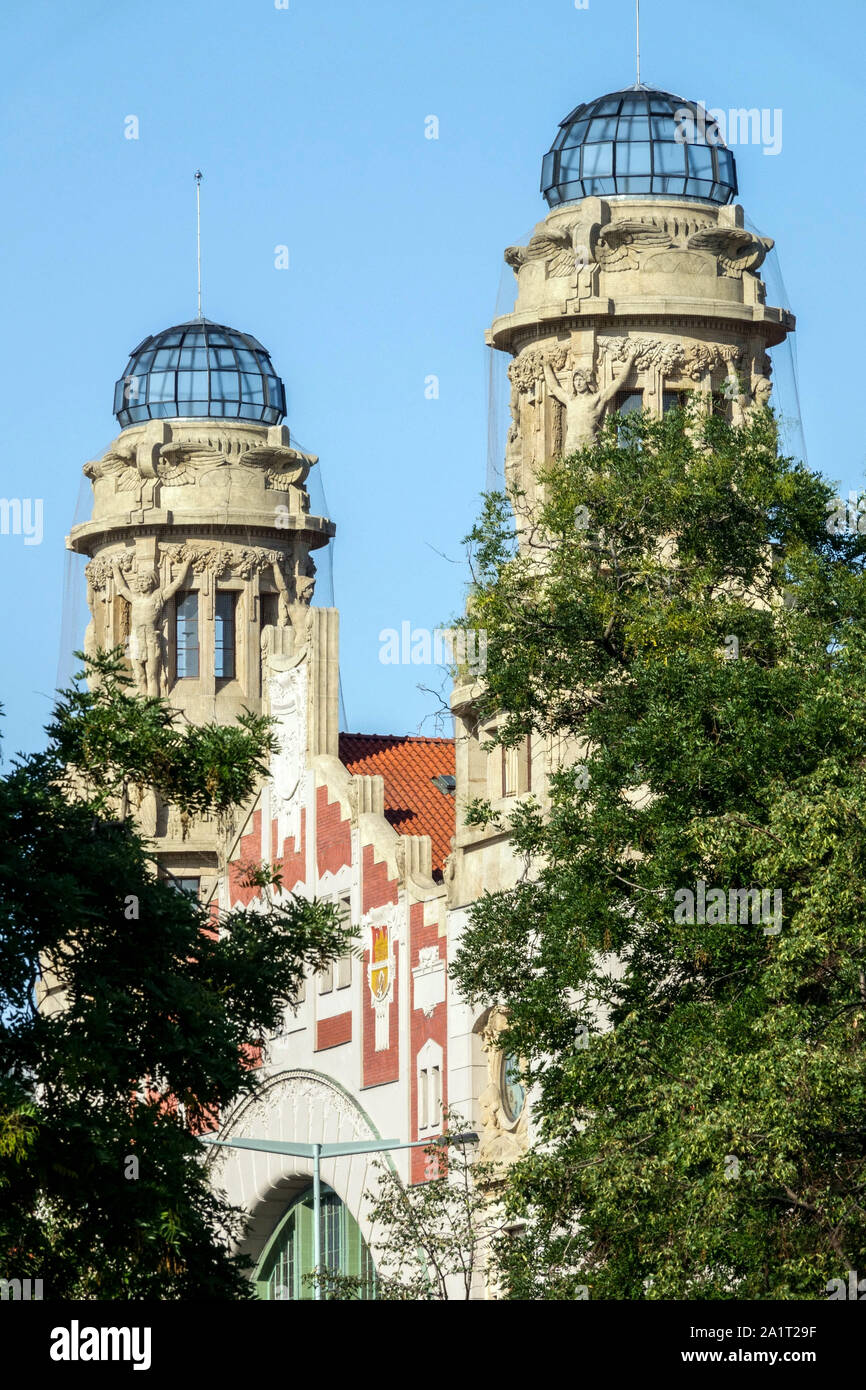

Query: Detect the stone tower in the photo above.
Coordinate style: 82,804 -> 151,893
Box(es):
448,84 -> 795,909
67,317 -> 334,896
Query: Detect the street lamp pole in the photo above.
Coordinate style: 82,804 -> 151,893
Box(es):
200,1131 -> 478,1301
312,1142 -> 322,1299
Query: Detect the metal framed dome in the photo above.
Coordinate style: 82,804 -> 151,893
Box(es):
541,86 -> 738,208
113,318 -> 287,427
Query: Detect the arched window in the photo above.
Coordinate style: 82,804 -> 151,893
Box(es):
254,1185 -> 376,1300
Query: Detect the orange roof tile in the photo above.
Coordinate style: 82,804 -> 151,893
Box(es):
339,732 -> 456,880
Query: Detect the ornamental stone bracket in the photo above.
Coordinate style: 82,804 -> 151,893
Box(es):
476,1008 -> 529,1168
412,945 -> 446,1018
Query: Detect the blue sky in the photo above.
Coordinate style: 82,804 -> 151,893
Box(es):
0,0 -> 863,756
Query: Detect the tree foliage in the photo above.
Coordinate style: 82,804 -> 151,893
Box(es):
451,403 -> 866,1299
0,653 -> 350,1299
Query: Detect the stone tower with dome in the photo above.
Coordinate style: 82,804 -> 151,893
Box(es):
446,83 -> 796,943
67,317 -> 334,895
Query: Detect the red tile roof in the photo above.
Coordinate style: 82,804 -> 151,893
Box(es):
339,732 -> 456,879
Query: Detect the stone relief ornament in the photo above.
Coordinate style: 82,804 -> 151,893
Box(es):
83,436 -> 317,503
504,211 -> 773,283
111,554 -> 191,697
86,552 -> 134,592
84,440 -> 162,507
590,218 -> 673,271
153,439 -> 317,491
219,1069 -> 375,1155
685,226 -> 774,278
598,335 -> 687,374
412,946 -> 446,1018
598,336 -> 746,383
268,662 -> 308,851
84,443 -> 142,491
505,221 -> 576,278
159,541 -> 284,581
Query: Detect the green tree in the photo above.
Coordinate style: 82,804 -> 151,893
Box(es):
0,651 -> 350,1299
318,1116 -> 505,1300
451,403 -> 866,1299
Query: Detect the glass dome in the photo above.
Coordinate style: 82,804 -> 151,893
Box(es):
541,86 -> 738,208
113,318 -> 287,427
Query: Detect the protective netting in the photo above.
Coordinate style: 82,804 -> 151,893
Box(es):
486,227 -> 531,493
291,437 -> 348,731
56,462 -> 98,697
744,220 -> 808,467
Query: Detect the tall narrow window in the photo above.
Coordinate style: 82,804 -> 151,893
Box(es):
502,744 -> 519,797
215,591 -> 237,679
176,591 -> 199,678
417,1041 -> 444,1134
419,1069 -> 429,1130
260,592 -> 279,631
431,1065 -> 442,1124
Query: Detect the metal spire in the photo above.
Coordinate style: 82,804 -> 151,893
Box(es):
195,170 -> 203,319
636,0 -> 641,86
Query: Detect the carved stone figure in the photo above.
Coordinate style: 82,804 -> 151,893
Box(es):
265,557 -> 289,629
727,372 -> 773,427
291,569 -> 316,653
544,343 -> 640,451
685,226 -> 773,278
590,218 -> 672,271
82,572 -> 109,670
111,555 -> 191,697
749,376 -> 773,416
505,222 -> 574,276
84,442 -> 154,506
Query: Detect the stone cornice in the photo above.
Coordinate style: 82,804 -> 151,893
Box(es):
488,302 -> 795,354
66,513 -> 335,555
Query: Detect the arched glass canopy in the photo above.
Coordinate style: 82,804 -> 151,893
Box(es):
113,318 -> 287,427
254,1186 -> 376,1301
541,87 -> 738,207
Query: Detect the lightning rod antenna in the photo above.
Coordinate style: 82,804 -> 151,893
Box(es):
636,0 -> 641,86
195,170 -> 203,319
